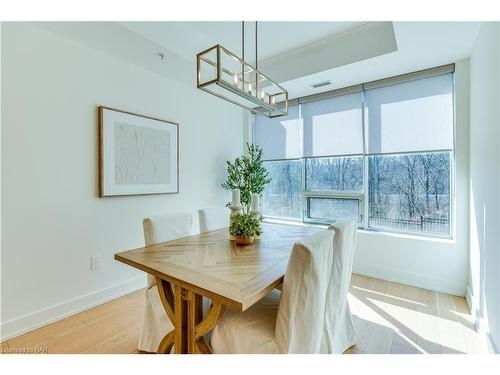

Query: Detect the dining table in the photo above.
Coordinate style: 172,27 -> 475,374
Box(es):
114,222 -> 321,354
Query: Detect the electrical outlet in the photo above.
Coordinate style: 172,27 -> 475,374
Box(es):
90,255 -> 102,271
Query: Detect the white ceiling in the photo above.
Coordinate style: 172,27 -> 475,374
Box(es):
120,21 -> 482,98
259,22 -> 398,85
119,21 -> 369,62
280,22 -> 482,97
38,21 -> 482,99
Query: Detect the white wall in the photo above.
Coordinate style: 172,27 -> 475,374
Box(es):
1,23 -> 244,339
352,59 -> 470,297
468,22 -> 500,353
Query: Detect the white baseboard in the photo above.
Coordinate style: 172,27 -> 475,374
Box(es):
465,284 -> 474,318
466,287 -> 499,354
353,263 -> 465,297
0,275 -> 147,341
475,316 -> 500,354
483,332 -> 499,353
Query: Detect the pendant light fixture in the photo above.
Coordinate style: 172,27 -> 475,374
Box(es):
196,21 -> 288,118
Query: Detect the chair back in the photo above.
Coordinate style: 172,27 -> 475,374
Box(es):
143,213 -> 193,288
324,220 -> 358,352
198,207 -> 228,233
275,230 -> 336,353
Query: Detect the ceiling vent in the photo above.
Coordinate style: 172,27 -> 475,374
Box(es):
311,80 -> 331,89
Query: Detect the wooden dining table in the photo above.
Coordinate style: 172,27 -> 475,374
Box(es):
114,222 -> 320,354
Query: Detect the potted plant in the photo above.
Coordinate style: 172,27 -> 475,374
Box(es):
229,213 -> 262,245
222,143 -> 271,213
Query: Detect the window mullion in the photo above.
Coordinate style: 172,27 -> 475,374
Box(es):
362,90 -> 369,229
299,103 -> 305,224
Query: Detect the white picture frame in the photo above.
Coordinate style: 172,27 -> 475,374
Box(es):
98,106 -> 179,197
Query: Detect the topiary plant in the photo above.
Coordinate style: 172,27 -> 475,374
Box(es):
222,143 -> 271,213
229,213 -> 262,238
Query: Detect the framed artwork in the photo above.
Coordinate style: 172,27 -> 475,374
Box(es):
98,106 -> 179,197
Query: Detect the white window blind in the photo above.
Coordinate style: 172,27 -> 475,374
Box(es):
365,73 -> 454,154
253,105 -> 302,160
302,92 -> 363,157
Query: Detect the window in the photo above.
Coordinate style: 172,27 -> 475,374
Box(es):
305,156 -> 363,192
302,92 -> 365,223
256,105 -> 303,220
364,74 -> 453,235
368,152 -> 451,235
306,197 -> 361,223
262,159 -> 302,220
304,156 -> 363,224
253,67 -> 454,237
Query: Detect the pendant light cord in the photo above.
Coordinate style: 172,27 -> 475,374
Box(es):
241,21 -> 244,61
255,21 -> 258,70
241,21 -> 259,70
241,21 -> 258,68
240,21 -> 259,95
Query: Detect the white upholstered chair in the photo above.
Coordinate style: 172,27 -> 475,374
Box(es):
210,220 -> 358,354
138,213 -> 193,353
198,207 -> 228,233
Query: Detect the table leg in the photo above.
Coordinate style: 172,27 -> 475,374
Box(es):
187,291 -> 203,353
156,278 -> 175,354
173,285 -> 188,353
156,278 -> 226,354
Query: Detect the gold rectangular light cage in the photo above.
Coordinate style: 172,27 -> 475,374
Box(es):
197,44 -> 288,118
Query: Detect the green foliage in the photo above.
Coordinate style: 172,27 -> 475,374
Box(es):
222,143 -> 271,212
229,213 -> 262,238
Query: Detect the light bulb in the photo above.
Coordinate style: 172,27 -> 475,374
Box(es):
271,96 -> 276,105
259,91 -> 265,100
233,74 -> 238,86
247,83 -> 252,93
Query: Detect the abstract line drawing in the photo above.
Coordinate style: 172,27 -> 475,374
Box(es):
114,122 -> 171,185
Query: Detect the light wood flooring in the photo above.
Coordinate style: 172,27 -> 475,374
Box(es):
1,274 -> 486,354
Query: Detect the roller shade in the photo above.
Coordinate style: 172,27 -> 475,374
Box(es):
302,92 -> 363,157
253,105 -> 302,160
365,73 -> 454,154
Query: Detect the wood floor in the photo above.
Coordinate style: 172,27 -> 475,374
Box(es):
1,274 -> 486,354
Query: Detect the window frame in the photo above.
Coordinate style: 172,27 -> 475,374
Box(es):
303,191 -> 364,225
252,67 -> 455,239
